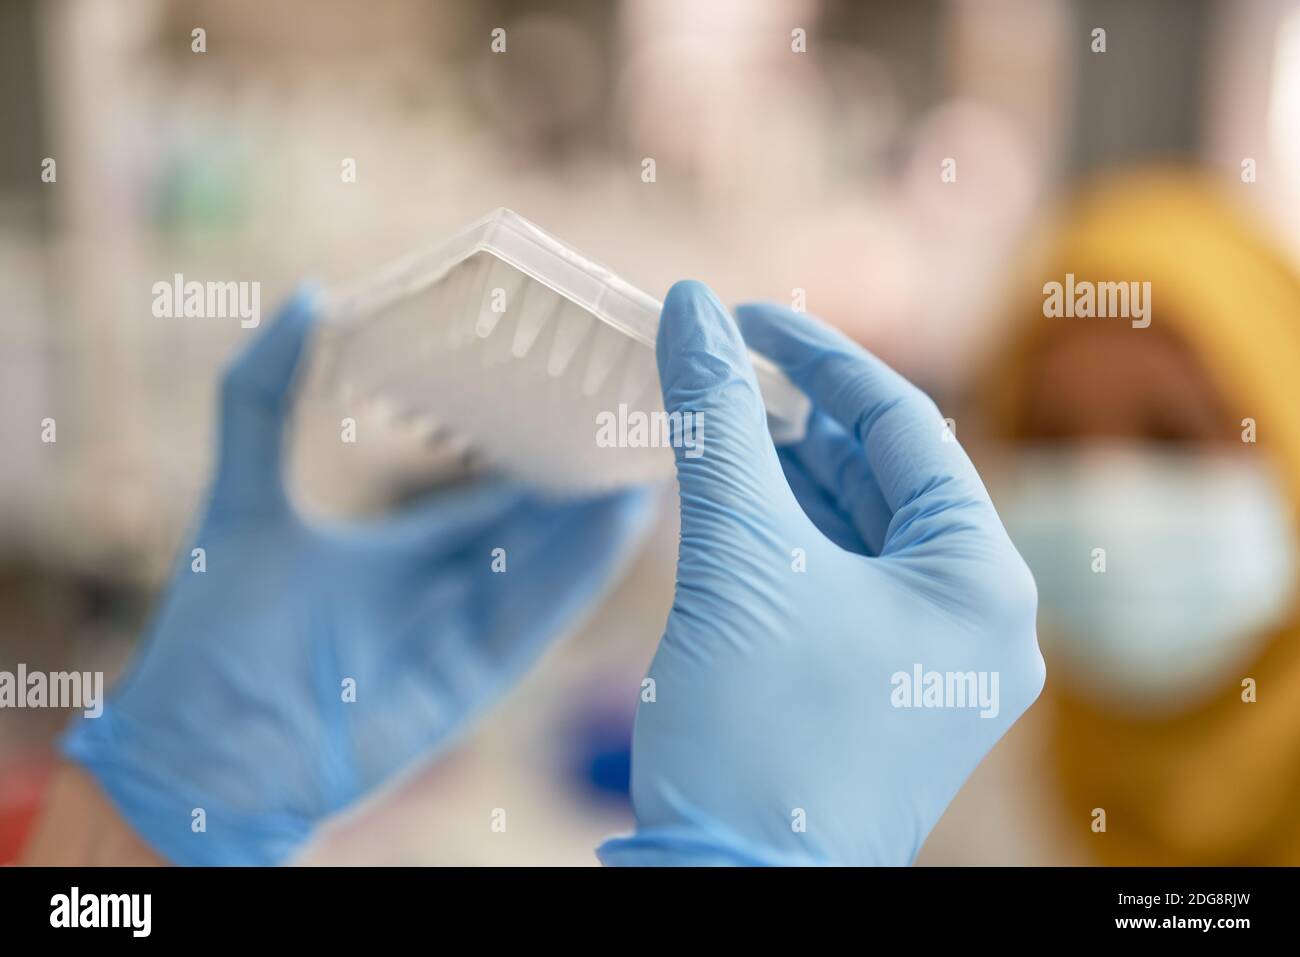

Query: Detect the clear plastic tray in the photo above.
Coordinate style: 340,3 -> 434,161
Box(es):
306,208 -> 810,491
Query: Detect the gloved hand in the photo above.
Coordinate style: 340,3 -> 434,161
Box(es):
597,283 -> 1045,866
64,288 -> 655,865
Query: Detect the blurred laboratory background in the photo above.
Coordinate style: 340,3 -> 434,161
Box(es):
5,0 -> 1300,864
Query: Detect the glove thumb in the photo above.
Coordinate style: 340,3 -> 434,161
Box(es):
212,285 -> 319,515
654,281 -> 787,529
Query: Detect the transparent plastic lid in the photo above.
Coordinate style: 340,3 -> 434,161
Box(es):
306,208 -> 810,492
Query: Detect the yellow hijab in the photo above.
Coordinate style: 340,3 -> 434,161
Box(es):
983,168 -> 1300,864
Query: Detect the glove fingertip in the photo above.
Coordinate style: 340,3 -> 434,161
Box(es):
732,300 -> 837,367
224,282 -> 322,401
656,279 -> 759,405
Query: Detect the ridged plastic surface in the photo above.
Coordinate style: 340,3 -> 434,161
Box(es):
307,209 -> 810,492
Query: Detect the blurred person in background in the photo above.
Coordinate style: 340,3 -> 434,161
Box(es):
980,167 -> 1300,865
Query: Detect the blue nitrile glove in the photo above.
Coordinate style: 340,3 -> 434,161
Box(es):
597,284 -> 1045,866
63,288 -> 655,866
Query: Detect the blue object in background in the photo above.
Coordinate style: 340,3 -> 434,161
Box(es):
568,703 -> 634,802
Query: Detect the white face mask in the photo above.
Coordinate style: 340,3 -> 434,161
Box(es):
995,444 -> 1298,714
